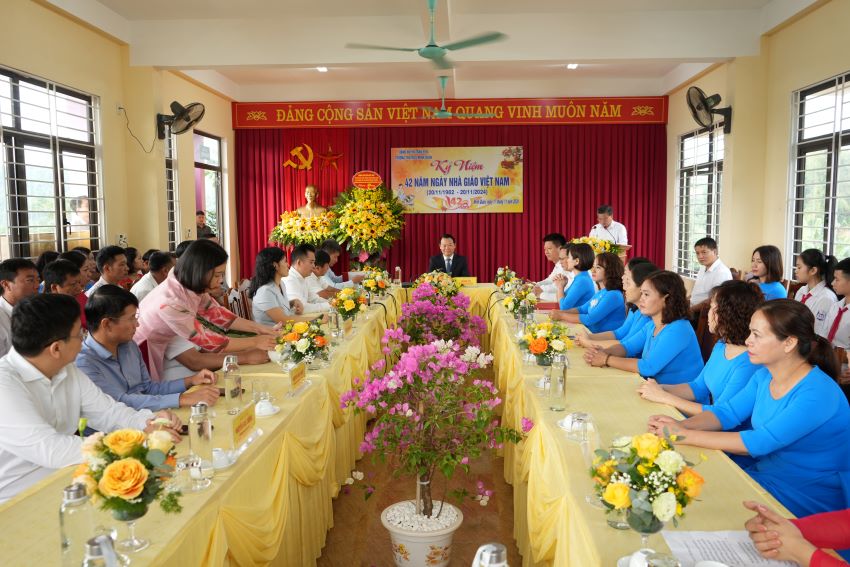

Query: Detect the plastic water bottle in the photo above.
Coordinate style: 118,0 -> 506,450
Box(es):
188,402 -> 215,490
81,535 -> 122,567
222,354 -> 243,415
394,266 -> 402,286
59,483 -> 93,567
472,542 -> 508,566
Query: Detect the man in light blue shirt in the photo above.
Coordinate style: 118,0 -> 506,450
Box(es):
76,285 -> 219,411
321,239 -> 364,287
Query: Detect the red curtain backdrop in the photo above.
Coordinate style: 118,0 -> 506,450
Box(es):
235,124 -> 666,282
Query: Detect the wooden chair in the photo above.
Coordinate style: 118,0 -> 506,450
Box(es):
785,279 -> 804,300
694,302 -> 718,363
228,289 -> 249,319
240,290 -> 254,321
730,268 -> 742,281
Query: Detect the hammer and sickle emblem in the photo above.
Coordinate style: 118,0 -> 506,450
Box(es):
283,143 -> 314,170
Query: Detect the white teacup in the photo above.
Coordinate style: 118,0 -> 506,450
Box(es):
629,549 -> 654,567
256,400 -> 275,416
268,350 -> 283,363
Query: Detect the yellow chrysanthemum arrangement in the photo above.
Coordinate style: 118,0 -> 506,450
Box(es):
331,185 -> 405,254
270,210 -> 336,247
571,236 -> 624,255
361,266 -> 390,296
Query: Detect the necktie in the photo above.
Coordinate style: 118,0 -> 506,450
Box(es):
827,306 -> 847,343
446,257 -> 452,273
801,292 -> 812,304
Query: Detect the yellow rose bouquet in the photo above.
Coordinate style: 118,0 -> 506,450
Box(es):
72,429 -> 181,521
413,270 -> 460,298
519,320 -> 573,363
570,235 -> 622,256
361,266 -> 390,297
276,319 -> 329,364
329,287 -> 369,321
590,432 -> 705,534
502,281 -> 537,317
270,210 -> 336,247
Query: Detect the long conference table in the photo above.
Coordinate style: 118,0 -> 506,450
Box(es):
0,285 -> 788,566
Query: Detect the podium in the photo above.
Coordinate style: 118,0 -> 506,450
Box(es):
616,244 -> 632,264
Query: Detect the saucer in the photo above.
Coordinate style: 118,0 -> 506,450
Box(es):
256,405 -> 281,418
211,448 -> 237,470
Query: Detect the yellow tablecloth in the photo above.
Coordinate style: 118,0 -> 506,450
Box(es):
473,287 -> 791,567
0,288 -> 404,567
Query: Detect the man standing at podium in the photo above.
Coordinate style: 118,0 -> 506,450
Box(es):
589,204 -> 628,245
428,234 -> 470,277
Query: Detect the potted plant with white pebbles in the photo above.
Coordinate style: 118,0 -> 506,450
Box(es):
341,334 -> 523,567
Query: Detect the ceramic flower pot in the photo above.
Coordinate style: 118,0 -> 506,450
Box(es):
380,501 -> 463,567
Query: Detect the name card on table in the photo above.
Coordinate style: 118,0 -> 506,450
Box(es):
343,319 -> 353,335
289,362 -> 306,389
454,277 -> 478,286
231,403 -> 256,448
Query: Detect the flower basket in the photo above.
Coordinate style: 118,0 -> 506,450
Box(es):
329,287 -> 369,320
330,184 -> 405,256
276,319 -> 329,364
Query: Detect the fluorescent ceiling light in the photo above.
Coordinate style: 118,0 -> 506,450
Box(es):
316,66 -> 328,73
566,63 -> 579,70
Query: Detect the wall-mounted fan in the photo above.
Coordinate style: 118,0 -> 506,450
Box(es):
346,0 -> 506,70
686,86 -> 732,134
156,101 -> 205,139
422,77 -> 495,119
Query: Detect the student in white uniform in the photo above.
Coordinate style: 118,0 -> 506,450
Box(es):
534,233 -> 569,302
794,248 -> 837,327
589,204 -> 628,245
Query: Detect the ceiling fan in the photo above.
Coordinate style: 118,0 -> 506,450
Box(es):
422,76 -> 495,119
345,0 -> 506,70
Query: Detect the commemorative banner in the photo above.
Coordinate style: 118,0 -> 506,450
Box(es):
391,146 -> 523,214
232,97 -> 667,129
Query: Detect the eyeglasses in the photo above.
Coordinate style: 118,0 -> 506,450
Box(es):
109,313 -> 140,324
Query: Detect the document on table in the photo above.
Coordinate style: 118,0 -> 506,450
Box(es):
662,531 -> 800,567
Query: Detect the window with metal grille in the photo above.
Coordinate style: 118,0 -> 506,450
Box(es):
788,71 -> 850,272
674,124 -> 724,277
165,131 -> 180,251
0,66 -> 101,260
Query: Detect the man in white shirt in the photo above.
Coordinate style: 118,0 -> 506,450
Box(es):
534,233 -> 569,302
283,244 -> 330,313
0,294 -> 182,502
86,245 -> 129,298
689,237 -> 733,309
0,259 -> 39,357
310,250 -> 341,300
131,251 -> 174,303
589,204 -> 628,245
320,240 -> 363,288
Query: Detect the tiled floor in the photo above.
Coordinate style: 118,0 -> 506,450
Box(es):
317,453 -> 522,566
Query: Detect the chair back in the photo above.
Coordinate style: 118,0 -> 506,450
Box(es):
694,303 -> 718,363
786,279 -> 804,299
240,290 -> 253,321
730,268 -> 742,281
228,289 -> 249,319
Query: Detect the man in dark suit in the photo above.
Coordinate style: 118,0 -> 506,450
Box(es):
427,233 -> 470,277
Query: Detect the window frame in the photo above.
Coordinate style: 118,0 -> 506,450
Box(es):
0,66 -> 101,259
193,130 -> 223,238
674,123 -> 725,278
787,71 -> 850,274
